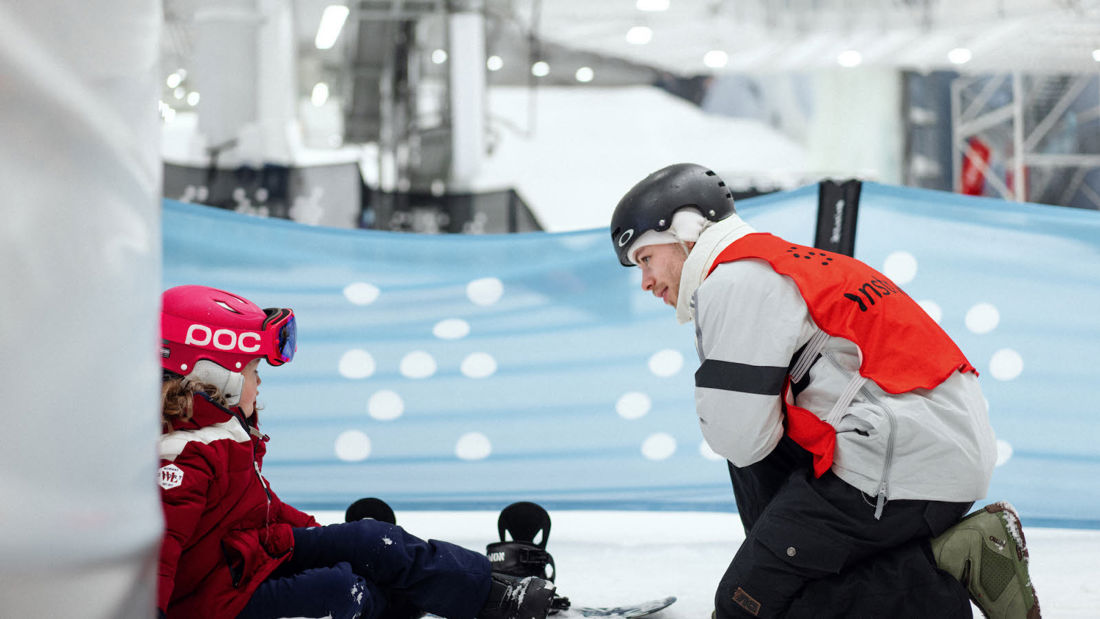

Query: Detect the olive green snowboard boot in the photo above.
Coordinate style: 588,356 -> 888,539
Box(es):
931,501 -> 1040,618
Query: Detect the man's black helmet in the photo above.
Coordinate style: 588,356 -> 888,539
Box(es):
609,163 -> 736,266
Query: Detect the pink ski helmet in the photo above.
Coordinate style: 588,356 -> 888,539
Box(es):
160,285 -> 296,376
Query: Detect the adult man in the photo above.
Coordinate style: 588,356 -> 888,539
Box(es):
609,163 -> 1040,618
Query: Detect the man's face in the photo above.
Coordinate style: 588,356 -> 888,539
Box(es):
636,242 -> 691,307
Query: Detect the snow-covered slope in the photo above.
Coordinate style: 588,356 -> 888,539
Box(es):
315,510 -> 1096,617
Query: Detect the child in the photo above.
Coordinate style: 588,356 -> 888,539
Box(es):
157,285 -> 555,619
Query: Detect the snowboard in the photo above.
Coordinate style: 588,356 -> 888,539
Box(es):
345,499 -> 679,619
425,597 -> 677,619
490,502 -> 676,618
557,595 -> 677,618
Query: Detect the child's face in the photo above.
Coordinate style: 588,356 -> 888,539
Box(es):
239,358 -> 262,418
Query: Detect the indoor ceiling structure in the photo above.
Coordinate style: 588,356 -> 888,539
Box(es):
163,1 -> 1100,102
282,0 -> 1100,78
159,0 -> 1100,221
522,0 -> 1100,75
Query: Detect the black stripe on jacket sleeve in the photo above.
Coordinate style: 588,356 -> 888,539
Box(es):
695,359 -> 787,396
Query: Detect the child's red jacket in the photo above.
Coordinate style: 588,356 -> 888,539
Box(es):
157,393 -> 319,617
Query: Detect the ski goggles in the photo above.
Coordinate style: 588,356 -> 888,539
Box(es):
261,307 -> 297,366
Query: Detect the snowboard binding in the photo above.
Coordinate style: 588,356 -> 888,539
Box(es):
345,497 -> 397,525
487,501 -> 571,612
487,501 -> 556,581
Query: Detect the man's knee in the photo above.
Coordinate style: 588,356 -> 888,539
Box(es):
714,538 -> 799,619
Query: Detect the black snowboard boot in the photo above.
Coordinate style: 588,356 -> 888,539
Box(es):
478,573 -> 556,619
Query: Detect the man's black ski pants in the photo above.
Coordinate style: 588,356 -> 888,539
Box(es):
715,436 -> 974,618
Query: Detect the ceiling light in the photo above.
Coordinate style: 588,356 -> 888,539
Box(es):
837,50 -> 862,68
315,5 -> 350,50
487,55 -> 503,71
948,47 -> 972,65
311,82 -> 330,107
636,0 -> 669,11
186,91 -> 200,106
575,66 -> 594,82
703,50 -> 728,69
626,26 -> 653,45
531,61 -> 550,77
1092,49 -> 1100,62
166,72 -> 182,89
173,87 -> 185,100
431,49 -> 448,64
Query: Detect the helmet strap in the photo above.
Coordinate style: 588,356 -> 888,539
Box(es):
185,360 -> 245,406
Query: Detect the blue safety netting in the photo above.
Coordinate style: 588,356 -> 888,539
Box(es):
163,183 -> 1100,529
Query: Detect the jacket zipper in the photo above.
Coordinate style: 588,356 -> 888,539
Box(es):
233,412 -> 274,539
820,351 -> 897,520
858,386 -> 897,520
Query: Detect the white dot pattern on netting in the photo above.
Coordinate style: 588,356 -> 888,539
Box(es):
344,282 -> 380,305
917,300 -> 942,323
400,351 -> 437,379
965,302 -> 1000,334
699,440 -> 724,461
641,433 -> 676,460
615,392 -> 651,420
368,390 -> 405,421
433,318 -> 471,340
339,349 -> 376,379
882,251 -> 918,285
648,349 -> 683,377
455,432 -> 492,460
989,348 -> 1024,381
334,430 -> 371,461
461,352 -> 497,378
466,277 -> 503,306
996,439 -> 1014,467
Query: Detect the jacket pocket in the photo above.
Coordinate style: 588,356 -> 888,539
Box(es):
221,530 -> 256,588
221,525 -> 293,589
221,525 -> 297,593
753,514 -> 851,576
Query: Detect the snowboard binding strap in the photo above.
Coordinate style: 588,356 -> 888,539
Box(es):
487,501 -> 558,582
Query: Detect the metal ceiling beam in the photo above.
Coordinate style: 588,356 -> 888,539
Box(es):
352,0 -> 446,20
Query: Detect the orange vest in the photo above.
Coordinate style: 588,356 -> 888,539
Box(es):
708,233 -> 976,476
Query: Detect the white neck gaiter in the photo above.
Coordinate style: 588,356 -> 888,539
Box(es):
675,213 -> 757,324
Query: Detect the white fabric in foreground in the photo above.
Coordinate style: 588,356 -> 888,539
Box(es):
0,2 -> 162,617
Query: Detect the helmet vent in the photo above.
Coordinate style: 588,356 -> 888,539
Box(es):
717,181 -> 726,187
215,300 -> 243,314
705,170 -> 716,176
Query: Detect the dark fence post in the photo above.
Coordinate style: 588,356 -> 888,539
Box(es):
814,179 -> 862,256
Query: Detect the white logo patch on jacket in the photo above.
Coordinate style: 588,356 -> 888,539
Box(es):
159,464 -> 185,489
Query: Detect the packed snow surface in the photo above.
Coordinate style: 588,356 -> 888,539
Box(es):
313,510 -> 1099,617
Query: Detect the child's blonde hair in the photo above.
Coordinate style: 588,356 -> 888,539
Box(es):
160,376 -> 226,433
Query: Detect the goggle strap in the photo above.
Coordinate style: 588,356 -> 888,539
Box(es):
262,308 -> 292,330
